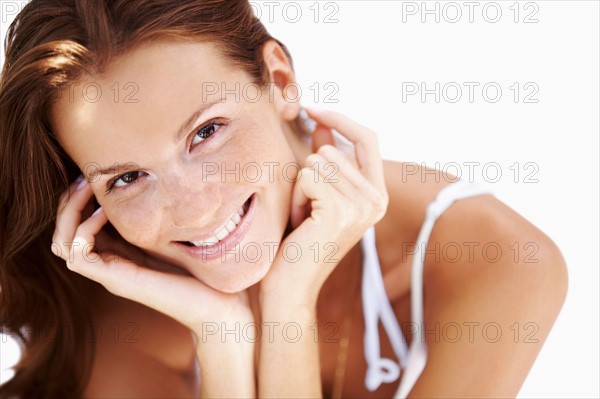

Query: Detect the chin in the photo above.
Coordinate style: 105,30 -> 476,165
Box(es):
197,257 -> 273,294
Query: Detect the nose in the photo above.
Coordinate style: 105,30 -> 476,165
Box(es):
159,172 -> 223,229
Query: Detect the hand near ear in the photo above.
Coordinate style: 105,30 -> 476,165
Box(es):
260,108 -> 389,307
311,124 -> 336,153
310,111 -> 360,170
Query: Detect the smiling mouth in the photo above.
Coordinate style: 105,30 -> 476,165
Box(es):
178,194 -> 253,247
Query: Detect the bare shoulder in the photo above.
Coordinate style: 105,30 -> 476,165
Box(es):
378,160 -> 569,397
83,286 -> 198,398
84,341 -> 195,398
379,159 -> 568,295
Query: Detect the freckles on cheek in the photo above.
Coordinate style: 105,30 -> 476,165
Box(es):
238,124 -> 279,159
109,205 -> 161,246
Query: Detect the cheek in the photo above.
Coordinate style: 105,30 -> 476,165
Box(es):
106,204 -> 161,247
232,121 -> 296,176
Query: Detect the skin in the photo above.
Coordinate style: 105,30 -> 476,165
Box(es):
52,40 -> 299,294
50,38 -> 569,398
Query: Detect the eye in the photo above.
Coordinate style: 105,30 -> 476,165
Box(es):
106,171 -> 145,193
191,122 -> 222,147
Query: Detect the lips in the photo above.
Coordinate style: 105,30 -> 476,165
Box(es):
174,193 -> 256,260
182,197 -> 251,247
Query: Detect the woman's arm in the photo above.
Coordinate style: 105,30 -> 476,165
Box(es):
256,108 -> 389,398
53,177 -> 258,398
195,327 -> 256,398
258,296 -> 321,398
415,197 -> 567,397
384,168 -> 569,397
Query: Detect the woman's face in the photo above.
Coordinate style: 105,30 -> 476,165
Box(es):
51,40 -> 305,293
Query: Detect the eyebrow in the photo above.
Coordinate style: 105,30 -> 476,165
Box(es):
91,98 -> 224,179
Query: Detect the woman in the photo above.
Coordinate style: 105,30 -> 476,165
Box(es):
0,0 -> 568,398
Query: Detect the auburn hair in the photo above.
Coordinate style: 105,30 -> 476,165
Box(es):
0,0 -> 306,397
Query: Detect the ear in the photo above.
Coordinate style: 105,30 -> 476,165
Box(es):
262,40 -> 301,122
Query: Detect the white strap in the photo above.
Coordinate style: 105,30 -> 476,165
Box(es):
362,227 -> 409,391
395,180 -> 494,398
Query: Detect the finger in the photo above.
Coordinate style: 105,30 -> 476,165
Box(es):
304,108 -> 385,192
105,265 -> 203,326
290,167 -> 313,229
68,208 -> 204,316
313,145 -> 370,190
290,166 -> 339,228
53,179 -> 94,256
310,124 -> 359,172
311,125 -> 335,153
305,148 -> 388,229
67,206 -> 108,269
96,231 -> 191,277
304,151 -> 364,200
56,175 -> 85,215
93,229 -> 146,266
68,206 -> 157,292
70,214 -> 215,325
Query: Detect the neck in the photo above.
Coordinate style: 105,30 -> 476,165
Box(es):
318,240 -> 364,311
282,120 -> 312,165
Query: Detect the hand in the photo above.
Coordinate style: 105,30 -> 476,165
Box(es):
51,177 -> 255,335
259,108 -> 389,308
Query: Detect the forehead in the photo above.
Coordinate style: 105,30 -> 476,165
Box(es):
50,39 -> 247,167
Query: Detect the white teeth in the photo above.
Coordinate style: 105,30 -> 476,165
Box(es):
215,227 -> 229,240
191,236 -> 218,247
225,220 -> 236,233
188,199 -> 249,247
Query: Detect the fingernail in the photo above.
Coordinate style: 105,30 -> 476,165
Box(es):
74,174 -> 84,183
92,207 -> 103,216
76,178 -> 88,191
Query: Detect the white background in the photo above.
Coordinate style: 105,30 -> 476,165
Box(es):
1,1 -> 599,397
